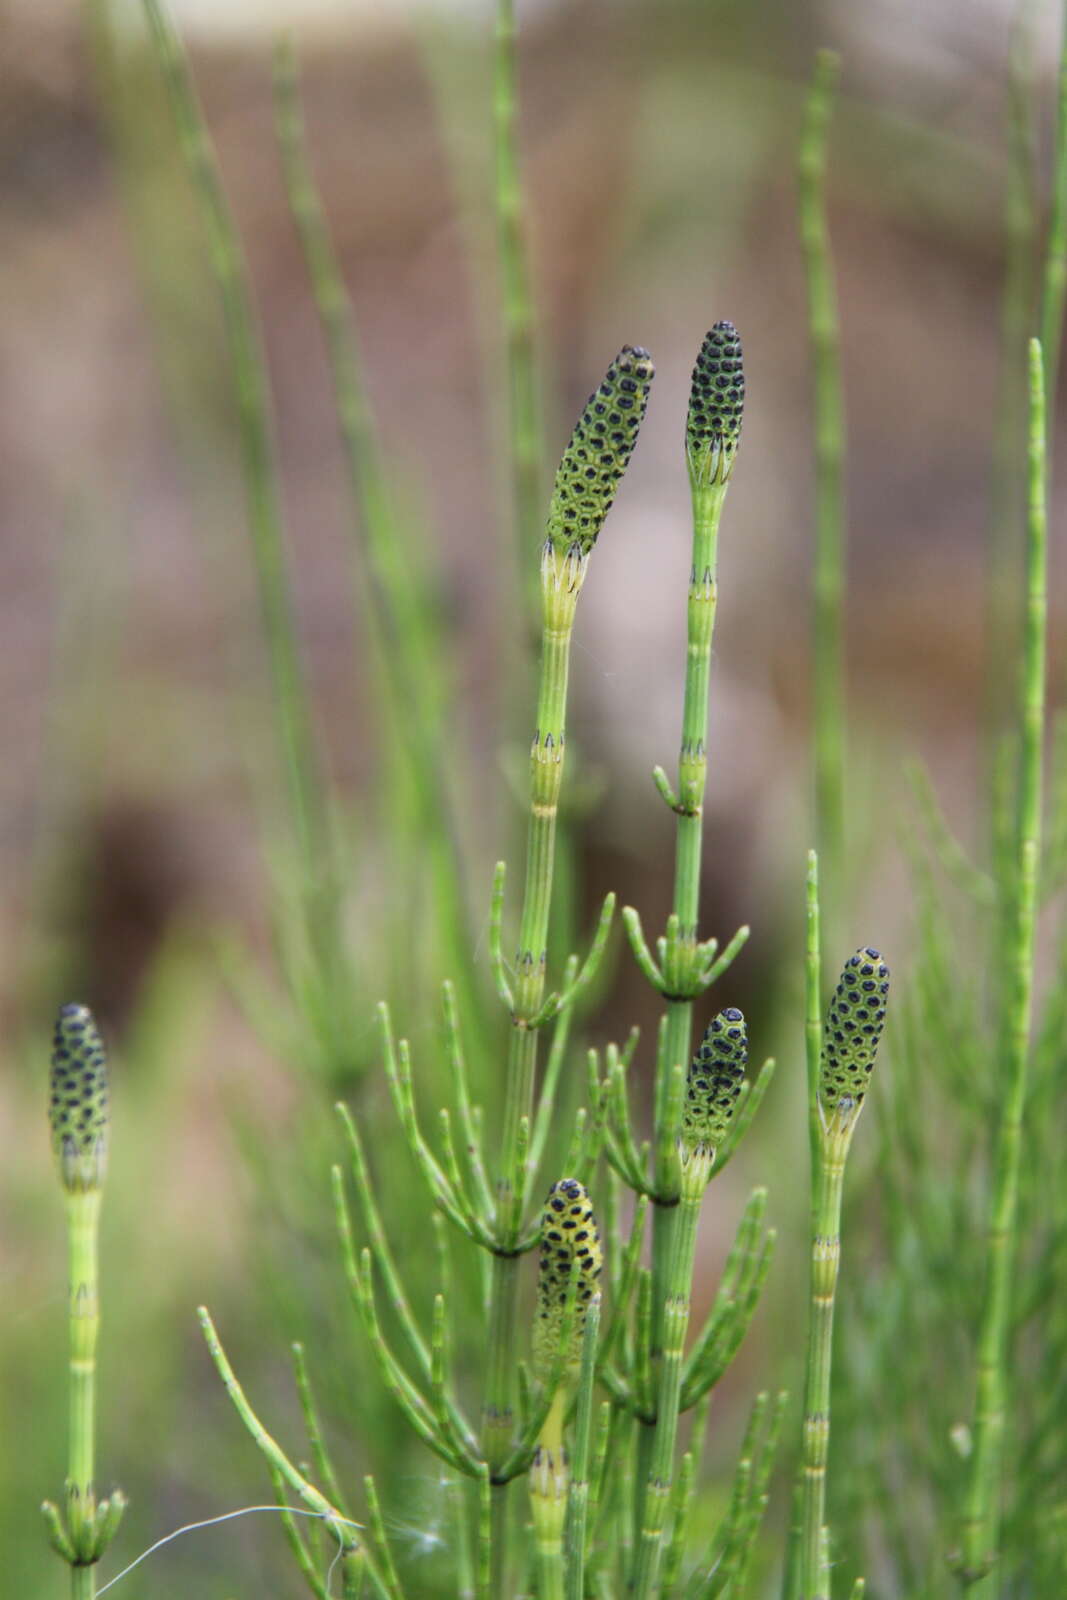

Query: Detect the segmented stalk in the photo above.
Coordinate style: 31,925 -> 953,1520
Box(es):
957,340 -> 1047,1587
798,946 -> 889,1600
642,323 -> 743,1540
484,349 -> 653,1582
634,1011 -> 748,1599
142,0 -> 328,899
43,1004 -> 126,1597
493,0 -> 546,582
798,51 -> 847,955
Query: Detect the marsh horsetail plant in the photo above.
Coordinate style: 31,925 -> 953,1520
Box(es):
41,1005 -> 126,1599
792,865 -> 889,1600
483,342 -> 652,1578
607,323 -> 777,1595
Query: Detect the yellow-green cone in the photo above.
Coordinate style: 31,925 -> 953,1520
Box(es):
682,1006 -> 748,1158
818,947 -> 890,1116
545,346 -> 654,560
49,1003 -> 109,1193
686,321 -> 745,487
532,1178 -> 603,1385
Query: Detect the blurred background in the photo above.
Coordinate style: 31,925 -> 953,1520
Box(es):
3,0 -> 1065,1593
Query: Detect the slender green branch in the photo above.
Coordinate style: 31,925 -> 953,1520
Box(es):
956,340 -> 1048,1586
798,50 -> 847,952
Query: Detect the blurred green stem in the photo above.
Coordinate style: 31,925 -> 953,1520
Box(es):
1039,9 -> 1067,445
798,51 -> 846,954
493,0 -> 545,608
957,343 -> 1047,1586
142,0 -> 333,938
272,43 -> 483,1028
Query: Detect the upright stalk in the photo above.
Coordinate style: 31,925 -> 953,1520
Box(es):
1039,15 -> 1067,448
493,0 -> 546,602
483,349 -> 654,1585
43,1006 -> 125,1595
628,323 -> 744,1538
142,0 -> 333,940
957,340 -> 1047,1588
796,892 -> 890,1600
66,1191 -> 101,1600
635,1009 -> 750,1599
798,51 -> 847,955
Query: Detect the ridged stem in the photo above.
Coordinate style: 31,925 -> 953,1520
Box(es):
798,51 -> 846,956
633,1186 -> 703,1599
67,1190 -> 101,1596
958,341 -> 1047,1586
493,0 -> 545,592
644,473 -> 725,1457
484,596 -> 574,1583
798,1139 -> 847,1600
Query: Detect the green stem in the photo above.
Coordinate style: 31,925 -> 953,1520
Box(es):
642,475 -> 726,1519
142,0 -> 331,929
1039,11 -> 1067,448
798,51 -> 846,955
493,0 -> 545,603
633,1185 -> 703,1599
67,1190 -> 101,1593
484,585 -> 576,1584
985,0 -> 1037,754
564,1297 -> 600,1600
958,341 -> 1047,1585
798,1139 -> 847,1600
271,42 -> 482,1030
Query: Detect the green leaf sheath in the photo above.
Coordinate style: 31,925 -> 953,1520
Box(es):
959,341 -> 1048,1586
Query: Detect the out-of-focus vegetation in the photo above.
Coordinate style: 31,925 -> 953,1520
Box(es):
3,0 -> 1066,1595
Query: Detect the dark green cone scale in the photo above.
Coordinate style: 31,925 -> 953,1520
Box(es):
532,1179 -> 603,1383
686,321 -> 745,486
49,1003 -> 109,1193
545,347 -> 654,558
819,948 -> 890,1113
682,1006 -> 748,1154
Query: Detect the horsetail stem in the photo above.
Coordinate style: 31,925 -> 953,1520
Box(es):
485,348 -> 652,1582
43,1005 -> 126,1597
530,1181 -> 603,1600
798,51 -> 847,959
633,1012 -> 748,1599
798,945 -> 890,1600
957,340 -> 1048,1589
637,326 -> 745,1557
